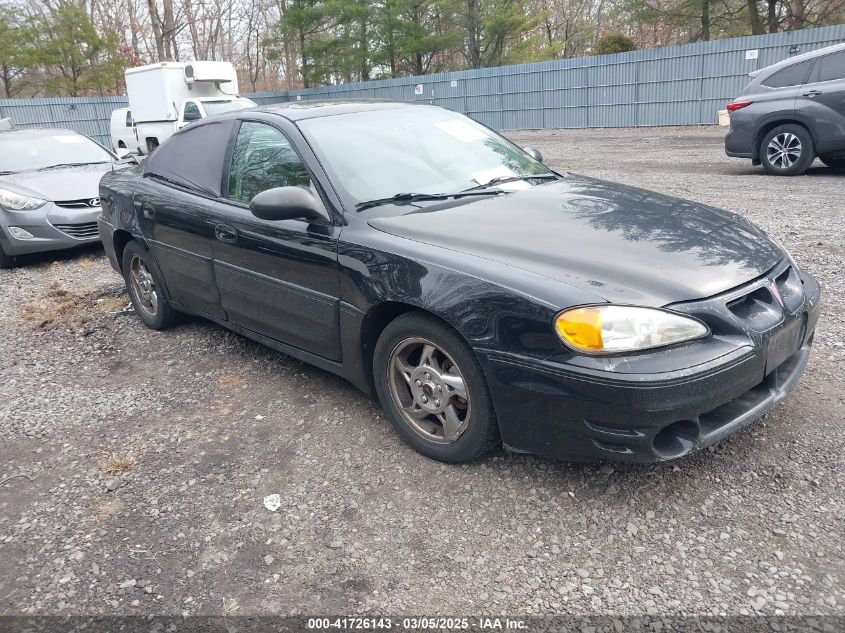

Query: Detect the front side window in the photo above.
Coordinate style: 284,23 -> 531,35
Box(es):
816,50 -> 845,82
298,107 -> 548,208
226,122 -> 310,205
183,101 -> 202,121
762,60 -> 814,88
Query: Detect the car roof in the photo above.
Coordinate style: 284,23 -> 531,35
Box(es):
0,127 -> 85,139
751,41 -> 845,78
253,100 -> 436,122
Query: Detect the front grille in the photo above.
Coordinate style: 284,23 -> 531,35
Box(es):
55,198 -> 100,209
725,264 -> 800,331
53,222 -> 99,239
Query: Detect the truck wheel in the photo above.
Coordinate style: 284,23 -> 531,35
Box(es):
760,124 -> 815,176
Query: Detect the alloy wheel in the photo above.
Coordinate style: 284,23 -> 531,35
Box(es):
387,337 -> 471,444
767,132 -> 802,170
128,254 -> 158,318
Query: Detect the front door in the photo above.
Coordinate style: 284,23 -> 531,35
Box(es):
209,120 -> 342,360
797,49 -> 845,156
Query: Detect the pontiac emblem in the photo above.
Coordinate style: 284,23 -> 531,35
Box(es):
769,282 -> 784,306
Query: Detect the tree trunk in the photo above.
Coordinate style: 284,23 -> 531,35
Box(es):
146,0 -> 166,61
299,28 -> 309,88
747,0 -> 764,35
791,0 -> 805,30
162,0 -> 177,60
767,0 -> 779,32
701,0 -> 710,41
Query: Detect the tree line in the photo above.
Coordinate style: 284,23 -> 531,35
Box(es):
1,0 -> 843,98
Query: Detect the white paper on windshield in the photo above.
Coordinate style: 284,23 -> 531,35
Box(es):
54,135 -> 85,144
435,120 -> 487,143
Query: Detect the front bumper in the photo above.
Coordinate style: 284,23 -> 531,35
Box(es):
480,262 -> 822,462
0,202 -> 101,256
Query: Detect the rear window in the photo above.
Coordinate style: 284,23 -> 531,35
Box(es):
817,50 -> 845,82
762,59 -> 814,88
143,120 -> 235,196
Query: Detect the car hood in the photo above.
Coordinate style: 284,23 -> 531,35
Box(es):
0,163 -> 113,202
367,176 -> 783,306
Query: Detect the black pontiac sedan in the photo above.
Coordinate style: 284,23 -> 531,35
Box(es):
98,102 -> 821,463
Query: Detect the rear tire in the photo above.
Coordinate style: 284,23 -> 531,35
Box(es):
373,312 -> 499,463
760,124 -> 815,176
820,156 -> 845,169
122,240 -> 176,330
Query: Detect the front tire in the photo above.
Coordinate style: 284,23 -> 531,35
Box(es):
122,241 -> 176,330
373,313 -> 499,463
0,243 -> 13,269
820,156 -> 845,169
760,124 -> 815,176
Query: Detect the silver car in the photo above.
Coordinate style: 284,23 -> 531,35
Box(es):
0,127 -> 116,268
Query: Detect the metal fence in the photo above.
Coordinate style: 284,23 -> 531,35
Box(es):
1,24 -> 843,146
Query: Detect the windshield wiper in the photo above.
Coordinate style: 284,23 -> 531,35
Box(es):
462,173 -> 559,192
0,170 -> 15,175
37,161 -> 111,171
355,190 -> 504,212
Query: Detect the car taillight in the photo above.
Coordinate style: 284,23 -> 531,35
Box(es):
727,100 -> 753,112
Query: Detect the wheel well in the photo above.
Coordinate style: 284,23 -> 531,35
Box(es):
118,140 -> 126,148
113,230 -> 135,272
753,120 -> 812,160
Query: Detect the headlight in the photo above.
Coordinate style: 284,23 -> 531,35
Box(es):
0,187 -> 47,211
554,305 -> 708,354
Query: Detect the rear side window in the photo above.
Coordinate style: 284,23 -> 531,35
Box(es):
143,120 -> 236,196
816,50 -> 845,82
762,59 -> 814,88
125,111 -> 133,127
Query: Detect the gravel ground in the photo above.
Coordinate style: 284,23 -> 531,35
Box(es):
0,126 -> 842,620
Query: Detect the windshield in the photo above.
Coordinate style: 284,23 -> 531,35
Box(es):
202,99 -> 255,116
298,107 -> 550,206
0,131 -> 112,172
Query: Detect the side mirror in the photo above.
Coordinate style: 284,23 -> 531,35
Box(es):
250,186 -> 329,223
523,147 -> 543,163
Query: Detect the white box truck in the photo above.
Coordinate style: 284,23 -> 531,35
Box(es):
116,61 -> 255,155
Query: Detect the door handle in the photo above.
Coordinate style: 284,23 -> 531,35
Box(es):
802,90 -> 822,97
215,224 -> 238,243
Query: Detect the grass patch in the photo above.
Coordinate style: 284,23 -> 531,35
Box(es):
222,598 -> 241,617
102,453 -> 133,476
11,280 -> 129,330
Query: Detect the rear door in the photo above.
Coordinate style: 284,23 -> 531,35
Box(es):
796,49 -> 845,155
209,119 -> 343,360
137,119 -> 236,319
